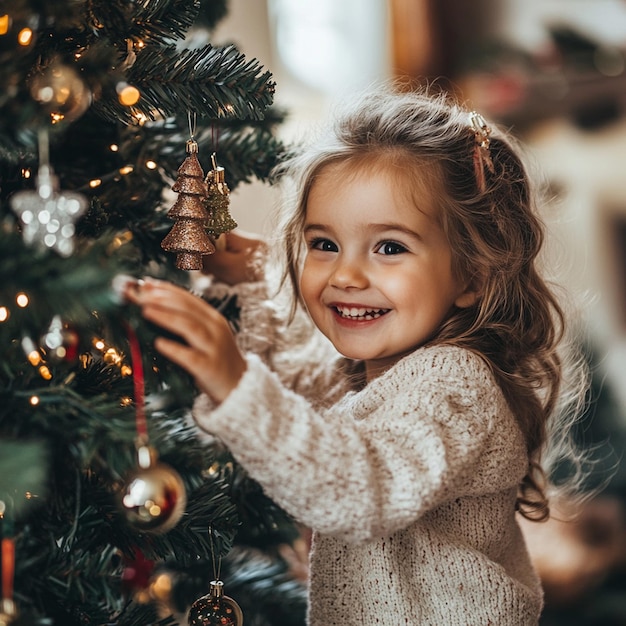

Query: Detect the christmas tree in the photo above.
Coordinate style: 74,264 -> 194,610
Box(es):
0,1 -> 306,624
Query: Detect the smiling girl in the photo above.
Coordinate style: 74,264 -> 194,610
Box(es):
127,88 -> 586,625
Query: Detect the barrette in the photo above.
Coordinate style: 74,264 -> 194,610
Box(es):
469,111 -> 495,191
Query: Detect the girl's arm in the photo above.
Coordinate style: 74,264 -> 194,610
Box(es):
190,346 -> 527,542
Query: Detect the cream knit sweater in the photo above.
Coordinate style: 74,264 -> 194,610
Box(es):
191,281 -> 543,625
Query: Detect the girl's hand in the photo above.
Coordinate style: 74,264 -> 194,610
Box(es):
125,278 -> 247,403
202,230 -> 267,285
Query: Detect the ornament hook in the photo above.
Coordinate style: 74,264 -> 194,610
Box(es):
187,111 -> 197,140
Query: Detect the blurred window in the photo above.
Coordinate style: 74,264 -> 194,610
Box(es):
268,0 -> 388,94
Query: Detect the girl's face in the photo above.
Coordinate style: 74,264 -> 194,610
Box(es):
299,162 -> 477,380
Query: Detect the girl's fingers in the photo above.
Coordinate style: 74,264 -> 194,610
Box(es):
153,336 -> 199,369
128,279 -> 220,322
154,333 -> 245,403
122,277 -> 246,402
141,301 -> 228,353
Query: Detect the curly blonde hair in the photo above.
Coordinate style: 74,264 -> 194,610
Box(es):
276,86 -> 587,522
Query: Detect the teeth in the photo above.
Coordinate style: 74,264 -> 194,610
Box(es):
336,306 -> 388,320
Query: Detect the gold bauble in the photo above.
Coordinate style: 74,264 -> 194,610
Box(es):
29,59 -> 91,123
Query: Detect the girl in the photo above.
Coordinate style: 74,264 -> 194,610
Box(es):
127,88 -> 586,624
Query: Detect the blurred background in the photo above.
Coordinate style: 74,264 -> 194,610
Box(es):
214,0 -> 626,622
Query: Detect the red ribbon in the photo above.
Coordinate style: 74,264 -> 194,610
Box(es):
125,325 -> 148,441
1,537 -> 14,600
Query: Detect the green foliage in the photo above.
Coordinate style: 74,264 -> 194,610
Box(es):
0,1 -> 303,625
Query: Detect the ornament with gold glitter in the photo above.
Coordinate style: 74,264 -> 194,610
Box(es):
187,580 -> 243,626
205,153 -> 237,248
161,139 -> 215,270
187,527 -> 243,626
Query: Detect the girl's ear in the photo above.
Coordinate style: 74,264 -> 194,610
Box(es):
454,289 -> 480,309
454,273 -> 484,309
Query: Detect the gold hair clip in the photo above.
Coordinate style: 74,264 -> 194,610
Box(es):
469,111 -> 495,191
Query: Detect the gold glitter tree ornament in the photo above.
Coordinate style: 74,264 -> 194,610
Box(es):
161,137 -> 216,270
205,153 -> 237,249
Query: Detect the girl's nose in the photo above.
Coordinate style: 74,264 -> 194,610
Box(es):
329,257 -> 369,289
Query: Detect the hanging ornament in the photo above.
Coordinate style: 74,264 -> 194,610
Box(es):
205,153 -> 237,249
119,444 -> 187,534
187,527 -> 243,626
117,326 -> 187,534
10,130 -> 87,257
29,56 -> 92,124
161,123 -> 216,270
40,315 -> 80,364
187,580 -> 243,626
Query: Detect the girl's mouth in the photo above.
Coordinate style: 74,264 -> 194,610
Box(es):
334,306 -> 390,320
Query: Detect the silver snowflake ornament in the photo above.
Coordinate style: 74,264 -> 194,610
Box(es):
10,164 -> 88,257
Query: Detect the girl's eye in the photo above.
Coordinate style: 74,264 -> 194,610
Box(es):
309,238 -> 338,252
376,241 -> 407,255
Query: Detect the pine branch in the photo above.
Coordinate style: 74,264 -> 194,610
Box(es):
89,0 -> 202,48
94,43 -> 275,123
130,0 -> 202,44
0,227 -> 134,350
198,125 -> 287,186
0,2 -> 299,624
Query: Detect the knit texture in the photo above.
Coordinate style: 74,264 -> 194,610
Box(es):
191,280 -> 543,625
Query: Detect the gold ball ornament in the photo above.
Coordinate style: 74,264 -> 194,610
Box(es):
119,446 -> 187,534
29,59 -> 91,123
187,581 -> 243,626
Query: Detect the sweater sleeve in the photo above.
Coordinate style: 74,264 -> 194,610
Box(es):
191,347 -> 528,543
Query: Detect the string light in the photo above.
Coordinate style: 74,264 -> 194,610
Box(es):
89,178 -> 102,188
119,165 -> 133,175
145,160 -> 157,170
104,347 -> 122,365
110,144 -> 119,152
0,14 -> 9,36
133,112 -> 148,125
17,27 -> 33,46
27,350 -> 42,366
0,306 -> 8,322
93,339 -> 106,350
38,365 -> 52,380
111,231 -> 133,248
117,84 -> 140,106
16,292 -> 29,307
30,396 -> 40,406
